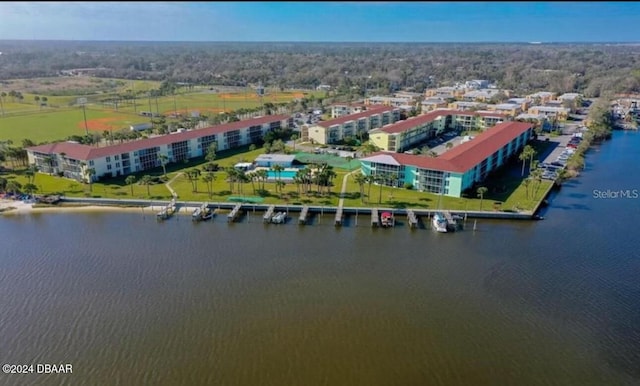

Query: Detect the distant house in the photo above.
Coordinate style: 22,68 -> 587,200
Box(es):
528,106 -> 570,120
316,84 -> 332,91
527,91 -> 555,104
421,98 -> 448,112
329,103 -> 366,118
448,101 -> 487,111
130,123 -> 153,132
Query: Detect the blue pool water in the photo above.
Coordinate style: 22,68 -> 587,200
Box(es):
267,170 -> 298,179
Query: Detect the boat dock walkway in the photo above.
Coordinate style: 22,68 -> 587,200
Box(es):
298,205 -> 309,225
227,203 -> 242,223
263,205 -> 275,223
407,210 -> 418,228
334,206 -> 343,227
59,197 -> 537,221
371,207 -> 379,227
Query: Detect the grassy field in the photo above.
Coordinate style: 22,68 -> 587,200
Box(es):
0,107 -> 151,144
1,80 -> 324,144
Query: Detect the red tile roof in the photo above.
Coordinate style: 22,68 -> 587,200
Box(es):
363,121 -> 532,173
27,115 -> 289,161
379,109 -> 505,134
318,105 -> 393,128
26,141 -> 95,161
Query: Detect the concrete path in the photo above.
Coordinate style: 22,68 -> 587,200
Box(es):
338,169 -> 359,208
165,172 -> 183,199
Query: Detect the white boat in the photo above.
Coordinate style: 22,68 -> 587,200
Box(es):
380,211 -> 395,228
432,212 -> 448,233
191,207 -> 202,221
271,211 -> 286,224
201,204 -> 213,220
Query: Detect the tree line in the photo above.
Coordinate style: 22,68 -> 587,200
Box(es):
2,41 -> 640,97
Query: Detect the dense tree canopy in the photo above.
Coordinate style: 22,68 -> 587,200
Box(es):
1,41 -> 640,96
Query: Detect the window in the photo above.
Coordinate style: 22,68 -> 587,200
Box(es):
114,155 -> 119,160
116,162 -> 120,168
106,156 -> 111,162
107,164 -> 112,170
89,160 -> 94,166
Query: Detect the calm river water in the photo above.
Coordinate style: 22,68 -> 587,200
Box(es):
1,131 -> 639,386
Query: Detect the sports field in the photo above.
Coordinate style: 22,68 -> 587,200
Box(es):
0,108 -> 150,144
1,78 -> 323,144
294,152 -> 360,170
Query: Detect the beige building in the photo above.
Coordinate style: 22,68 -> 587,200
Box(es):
528,106 -> 570,120
302,106 -> 400,145
448,101 -> 487,111
421,98 -> 448,112
369,109 -> 506,152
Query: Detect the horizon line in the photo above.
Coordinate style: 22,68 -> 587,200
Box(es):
2,39 -> 640,44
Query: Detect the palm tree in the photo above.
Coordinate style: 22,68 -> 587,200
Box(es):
83,167 -> 96,192
294,169 -> 305,194
519,146 -> 532,177
353,172 -> 367,203
225,167 -> 237,193
25,168 -> 35,184
324,166 -> 337,194
290,134 -> 298,152
428,150 -> 438,158
376,173 -> 386,204
23,183 -> 37,195
190,169 -> 201,192
276,180 -> 286,197
256,169 -> 268,191
141,175 -> 153,196
202,172 -> 216,198
366,174 -> 375,202
522,178 -> 531,199
125,175 -> 137,196
6,180 -> 22,195
236,170 -> 248,194
299,167 -> 312,194
158,154 -> 169,177
477,186 -> 488,210
528,147 -> 538,172
531,168 -> 544,199
445,142 -> 454,150
271,164 -> 284,192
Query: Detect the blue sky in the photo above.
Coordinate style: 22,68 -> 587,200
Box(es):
0,2 -> 638,42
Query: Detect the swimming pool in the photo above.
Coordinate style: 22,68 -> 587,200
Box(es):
267,170 -> 298,180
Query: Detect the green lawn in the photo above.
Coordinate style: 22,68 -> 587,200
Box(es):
340,174 -> 550,212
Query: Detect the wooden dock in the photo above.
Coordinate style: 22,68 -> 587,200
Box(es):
407,210 -> 418,228
298,205 -> 309,225
227,203 -> 242,223
371,207 -> 379,227
334,206 -> 343,227
263,205 -> 275,223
